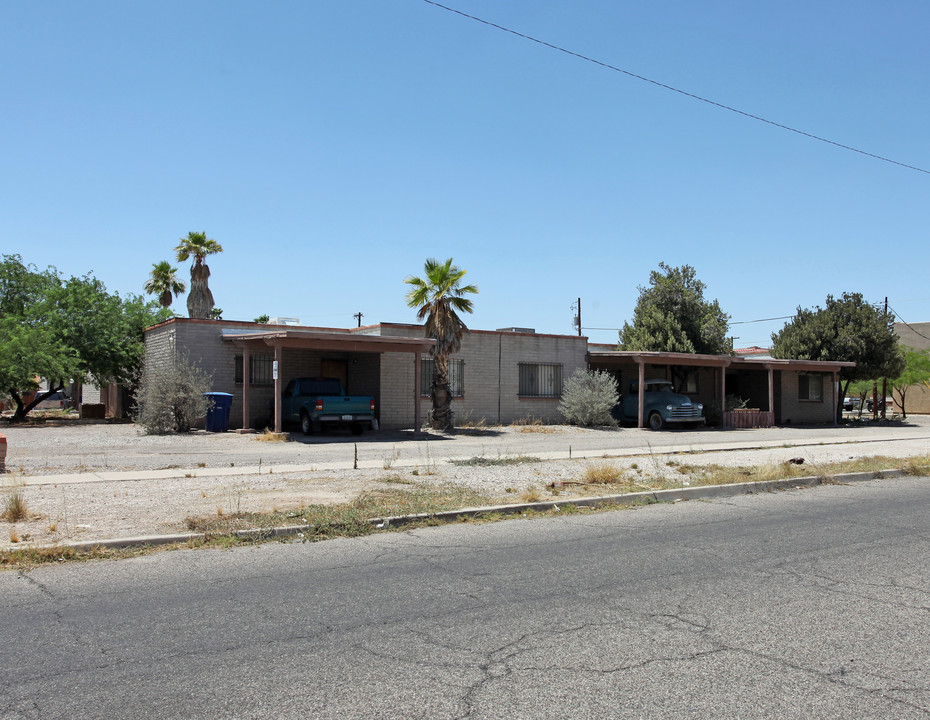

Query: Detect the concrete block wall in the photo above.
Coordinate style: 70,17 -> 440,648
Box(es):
779,371 -> 837,424
376,325 -> 588,427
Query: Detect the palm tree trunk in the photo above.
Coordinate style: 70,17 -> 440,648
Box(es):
187,261 -> 215,319
431,354 -> 454,431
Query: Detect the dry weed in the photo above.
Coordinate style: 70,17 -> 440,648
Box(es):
3,490 -> 28,522
253,429 -> 288,443
581,461 -> 626,484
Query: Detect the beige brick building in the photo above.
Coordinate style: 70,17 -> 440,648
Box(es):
144,318 -> 848,431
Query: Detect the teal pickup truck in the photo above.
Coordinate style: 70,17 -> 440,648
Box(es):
281,377 -> 375,435
617,379 -> 704,430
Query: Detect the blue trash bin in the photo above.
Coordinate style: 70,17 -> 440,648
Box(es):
204,392 -> 234,432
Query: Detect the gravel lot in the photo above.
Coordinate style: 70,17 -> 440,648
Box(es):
2,417 -> 928,550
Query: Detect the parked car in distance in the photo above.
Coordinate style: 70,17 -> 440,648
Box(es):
34,391 -> 70,410
280,377 -> 375,435
615,379 -> 704,430
843,397 -> 862,411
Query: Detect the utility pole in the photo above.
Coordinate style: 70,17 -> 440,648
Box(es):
881,297 -> 888,420
572,298 -> 582,337
354,312 -> 363,328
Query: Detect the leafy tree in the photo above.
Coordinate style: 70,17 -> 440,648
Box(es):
175,231 -> 223,320
619,263 -> 731,355
771,292 -> 905,416
254,314 -> 270,324
888,349 -> 930,419
0,255 -> 169,422
558,369 -> 619,427
144,260 -> 186,309
404,258 -> 478,432
0,256 -> 78,419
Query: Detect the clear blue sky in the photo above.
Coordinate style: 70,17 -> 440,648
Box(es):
2,1 -> 927,347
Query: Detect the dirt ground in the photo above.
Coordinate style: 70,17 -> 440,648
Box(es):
2,417 -> 928,549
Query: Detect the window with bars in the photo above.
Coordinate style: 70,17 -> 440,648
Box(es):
518,363 -> 562,398
420,358 -> 465,397
235,354 -> 274,385
798,374 -> 823,402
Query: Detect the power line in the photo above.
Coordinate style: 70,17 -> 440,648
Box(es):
730,315 -> 795,325
888,304 -> 930,342
422,0 -> 930,176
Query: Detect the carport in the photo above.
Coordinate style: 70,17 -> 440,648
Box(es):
588,350 -> 853,428
223,329 -> 435,433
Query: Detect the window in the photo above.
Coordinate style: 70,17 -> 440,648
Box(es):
421,358 -> 465,397
798,374 -> 823,401
519,363 -> 562,398
680,371 -> 699,394
235,354 -> 274,385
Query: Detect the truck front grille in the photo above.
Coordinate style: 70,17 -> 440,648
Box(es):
670,406 -> 702,419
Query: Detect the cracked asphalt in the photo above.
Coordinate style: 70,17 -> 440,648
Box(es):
1,473 -> 928,718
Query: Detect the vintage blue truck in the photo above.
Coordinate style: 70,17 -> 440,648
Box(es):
617,378 -> 704,430
281,377 -> 375,435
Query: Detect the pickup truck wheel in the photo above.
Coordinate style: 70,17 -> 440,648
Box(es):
350,422 -> 364,436
648,412 -> 665,431
300,412 -> 313,436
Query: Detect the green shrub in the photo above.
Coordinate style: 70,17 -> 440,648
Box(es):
133,352 -> 213,433
558,368 -> 619,427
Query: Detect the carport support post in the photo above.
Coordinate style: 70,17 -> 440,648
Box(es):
720,366 -> 726,426
414,352 -> 422,432
241,345 -> 251,431
767,367 -> 774,418
833,371 -> 839,426
637,361 -> 645,428
274,342 -> 283,433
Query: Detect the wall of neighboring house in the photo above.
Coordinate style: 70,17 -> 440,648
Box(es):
376,324 -> 588,428
893,322 -> 930,415
778,371 -> 837,424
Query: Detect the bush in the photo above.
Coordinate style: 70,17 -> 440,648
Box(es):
133,352 -> 214,433
558,368 -> 619,427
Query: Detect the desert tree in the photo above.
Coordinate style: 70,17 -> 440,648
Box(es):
404,258 -> 478,432
144,260 -> 186,310
175,231 -> 223,320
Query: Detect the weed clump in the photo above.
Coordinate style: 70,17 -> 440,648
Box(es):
581,462 -> 625,485
3,490 -> 28,522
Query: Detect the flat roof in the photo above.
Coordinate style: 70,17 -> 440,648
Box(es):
221,328 -> 435,354
587,349 -> 855,372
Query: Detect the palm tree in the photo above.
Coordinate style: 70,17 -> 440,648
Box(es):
405,258 -> 478,431
175,231 -> 223,320
143,260 -> 186,310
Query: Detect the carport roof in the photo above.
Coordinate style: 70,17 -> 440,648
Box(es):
587,349 -> 855,372
222,328 -> 435,354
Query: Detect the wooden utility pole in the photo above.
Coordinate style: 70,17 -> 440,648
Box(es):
881,297 -> 888,420
354,312 -> 363,328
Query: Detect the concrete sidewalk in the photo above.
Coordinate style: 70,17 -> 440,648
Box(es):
16,428 -> 930,487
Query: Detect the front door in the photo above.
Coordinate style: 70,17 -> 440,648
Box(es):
321,359 -> 348,389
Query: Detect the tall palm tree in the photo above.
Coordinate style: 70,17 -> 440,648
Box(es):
405,258 -> 478,431
175,231 -> 223,320
143,260 -> 186,310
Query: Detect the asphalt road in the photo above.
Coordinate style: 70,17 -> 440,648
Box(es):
1,476 -> 928,719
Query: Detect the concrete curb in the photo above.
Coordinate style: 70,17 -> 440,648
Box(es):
3,468 -> 911,554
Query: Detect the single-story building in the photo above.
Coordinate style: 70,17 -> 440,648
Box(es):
587,346 -> 853,427
143,318 -> 852,431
